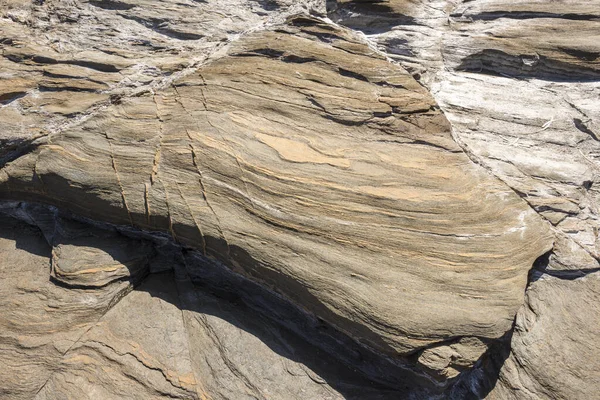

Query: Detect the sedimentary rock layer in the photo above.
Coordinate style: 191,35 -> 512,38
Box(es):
4,0 -> 595,398
328,0 -> 600,398
1,211 -> 408,399
0,12 -> 553,375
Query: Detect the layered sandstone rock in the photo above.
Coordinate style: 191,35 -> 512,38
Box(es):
1,0 -> 597,399
328,0 -> 600,398
1,211 -> 405,400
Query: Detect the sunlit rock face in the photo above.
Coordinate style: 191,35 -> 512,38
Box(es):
1,0 -> 597,399
330,0 -> 600,398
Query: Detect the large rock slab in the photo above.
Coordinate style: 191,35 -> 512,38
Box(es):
330,1 -> 600,398
0,14 -> 553,381
487,272 -> 600,400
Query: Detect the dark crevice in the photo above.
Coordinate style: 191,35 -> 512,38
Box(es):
327,0 -> 419,34
380,37 -> 414,57
528,250 -> 553,284
60,59 -> 121,73
446,247 -> 554,398
250,0 -> 280,12
281,54 -> 319,63
536,205 -> 578,216
338,67 -> 370,82
453,11 -> 600,22
0,138 -> 44,169
561,48 -> 600,62
88,0 -> 137,11
528,250 -> 600,281
234,48 -> 285,58
545,267 -> 600,280
574,118 -> 599,141
373,111 -> 392,118
42,70 -> 106,83
38,85 -> 98,93
457,50 -> 600,82
323,114 -> 370,126
0,91 -> 27,105
6,53 -> 122,73
306,96 -> 327,112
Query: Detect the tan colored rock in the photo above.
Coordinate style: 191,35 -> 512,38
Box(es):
50,217 -> 153,288
331,1 -> 600,398
0,214 -> 133,399
6,0 -> 596,397
488,273 -> 600,400
0,15 -> 553,376
418,337 -> 488,381
1,213 -> 402,399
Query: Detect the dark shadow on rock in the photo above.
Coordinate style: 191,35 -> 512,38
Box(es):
250,0 -> 280,12
180,246 -> 435,391
327,0 -> 418,35
528,249 -> 600,282
446,250 -> 556,398
0,201 -> 435,398
139,270 -> 410,399
446,329 -> 513,399
133,229 -> 439,398
0,212 -> 52,258
457,49 -> 600,82
0,137 -> 44,170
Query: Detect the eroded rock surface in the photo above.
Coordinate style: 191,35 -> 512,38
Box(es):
1,5 -> 553,382
0,213 -> 133,399
1,212 -> 404,399
328,0 -> 600,398
0,0 -> 596,399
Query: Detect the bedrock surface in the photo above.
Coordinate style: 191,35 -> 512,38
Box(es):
2,0 -> 592,399
328,0 -> 600,398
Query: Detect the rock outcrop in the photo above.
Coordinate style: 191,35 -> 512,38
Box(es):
329,0 -> 600,398
1,0 -> 598,399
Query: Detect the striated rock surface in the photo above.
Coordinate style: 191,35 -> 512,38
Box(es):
0,213 -> 134,399
328,0 -> 600,398
0,0 -> 597,399
1,212 -> 404,399
1,4 -> 553,377
487,272 -> 600,400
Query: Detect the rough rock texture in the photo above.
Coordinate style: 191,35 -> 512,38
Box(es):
0,0 -> 598,399
1,211 -> 404,399
487,273 -> 600,400
0,213 -> 133,399
329,0 -> 600,398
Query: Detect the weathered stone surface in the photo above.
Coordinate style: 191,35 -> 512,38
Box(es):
49,217 -> 153,288
487,273 -> 600,400
329,0 -> 600,398
0,9 -> 553,381
1,213 -> 403,399
1,0 -> 597,398
0,214 -> 132,399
